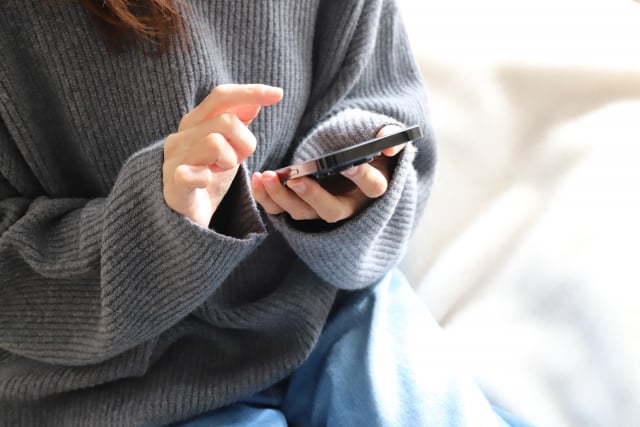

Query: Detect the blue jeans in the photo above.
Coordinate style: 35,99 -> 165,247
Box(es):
171,269 -> 533,426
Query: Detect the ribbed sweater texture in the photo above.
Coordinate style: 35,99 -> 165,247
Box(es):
0,0 -> 435,425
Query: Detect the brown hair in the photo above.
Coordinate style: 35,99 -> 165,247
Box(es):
77,0 -> 186,52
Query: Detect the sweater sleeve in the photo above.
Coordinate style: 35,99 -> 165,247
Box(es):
0,133 -> 267,365
268,0 -> 436,290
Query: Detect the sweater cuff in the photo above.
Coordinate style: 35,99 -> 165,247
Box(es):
98,142 -> 268,355
121,141 -> 267,243
209,164 -> 268,239
268,110 -> 419,289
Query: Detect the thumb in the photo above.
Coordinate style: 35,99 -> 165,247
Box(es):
377,125 -> 405,157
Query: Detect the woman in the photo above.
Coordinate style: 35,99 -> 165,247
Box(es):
0,1 -> 527,426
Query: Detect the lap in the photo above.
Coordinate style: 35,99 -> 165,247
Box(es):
171,269 -> 531,427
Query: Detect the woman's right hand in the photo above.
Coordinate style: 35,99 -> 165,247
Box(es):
163,84 -> 283,227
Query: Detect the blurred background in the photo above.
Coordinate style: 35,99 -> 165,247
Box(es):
396,0 -> 640,426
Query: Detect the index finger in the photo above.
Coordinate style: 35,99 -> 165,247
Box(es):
180,84 -> 283,130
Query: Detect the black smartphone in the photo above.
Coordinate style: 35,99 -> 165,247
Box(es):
275,125 -> 423,182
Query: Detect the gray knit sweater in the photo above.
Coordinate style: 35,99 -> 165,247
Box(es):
0,0 -> 435,425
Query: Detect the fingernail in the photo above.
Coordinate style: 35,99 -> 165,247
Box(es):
287,180 -> 305,193
265,86 -> 283,97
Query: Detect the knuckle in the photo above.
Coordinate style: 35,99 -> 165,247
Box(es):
204,133 -> 223,151
172,165 -> 189,186
217,112 -> 235,127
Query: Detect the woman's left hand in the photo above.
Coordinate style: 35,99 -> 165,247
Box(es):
251,125 -> 404,223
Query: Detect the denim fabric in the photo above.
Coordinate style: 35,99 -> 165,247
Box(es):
172,269 -> 533,427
